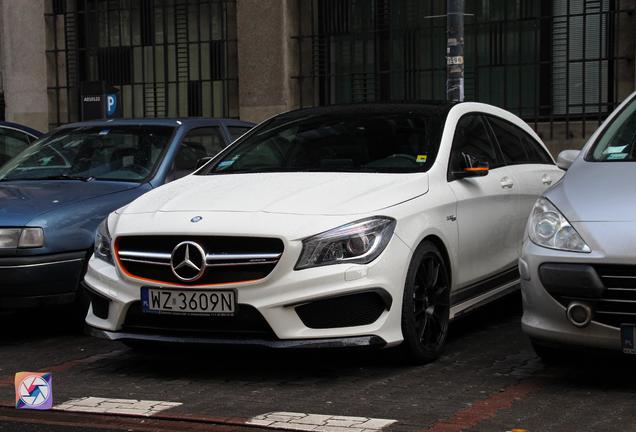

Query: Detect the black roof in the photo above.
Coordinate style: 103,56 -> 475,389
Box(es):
56,117 -> 254,130
274,101 -> 456,122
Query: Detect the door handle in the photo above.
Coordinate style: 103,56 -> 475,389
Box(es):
542,175 -> 553,186
500,177 -> 514,189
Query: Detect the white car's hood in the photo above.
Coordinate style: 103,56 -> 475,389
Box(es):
126,172 -> 429,216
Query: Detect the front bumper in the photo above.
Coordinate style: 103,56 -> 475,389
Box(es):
83,234 -> 412,347
0,251 -> 87,309
520,240 -> 622,351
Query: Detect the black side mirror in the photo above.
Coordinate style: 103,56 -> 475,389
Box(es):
196,157 -> 212,170
452,152 -> 490,179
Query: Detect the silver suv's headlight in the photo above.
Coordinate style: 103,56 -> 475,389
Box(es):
94,218 -> 113,264
0,228 -> 44,249
528,198 -> 591,253
295,217 -> 396,270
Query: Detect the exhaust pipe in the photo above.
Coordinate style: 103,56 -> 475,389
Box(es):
566,302 -> 593,328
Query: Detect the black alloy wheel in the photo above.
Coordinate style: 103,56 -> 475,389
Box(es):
401,241 -> 451,364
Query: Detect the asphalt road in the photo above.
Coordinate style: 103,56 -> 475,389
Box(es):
1,293 -> 635,432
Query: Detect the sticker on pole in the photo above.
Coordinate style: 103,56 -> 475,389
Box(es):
447,56 -> 464,65
15,372 -> 53,410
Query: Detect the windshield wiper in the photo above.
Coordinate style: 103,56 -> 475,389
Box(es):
37,174 -> 95,182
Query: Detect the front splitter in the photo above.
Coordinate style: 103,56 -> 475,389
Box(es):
86,325 -> 387,349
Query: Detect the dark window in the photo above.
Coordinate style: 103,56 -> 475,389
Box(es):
488,116 -> 552,165
522,134 -> 553,165
226,126 -> 251,141
0,128 -> 32,166
170,127 -> 226,180
0,126 -> 174,182
203,112 -> 444,174
449,114 -> 501,174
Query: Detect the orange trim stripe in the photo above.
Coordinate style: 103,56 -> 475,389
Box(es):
464,167 -> 489,172
113,239 -> 263,288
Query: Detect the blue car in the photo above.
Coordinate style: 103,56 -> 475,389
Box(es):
0,118 -> 253,309
0,121 -> 43,167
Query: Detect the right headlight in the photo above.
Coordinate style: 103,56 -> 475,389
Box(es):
528,198 -> 591,253
94,217 -> 113,264
295,217 -> 396,270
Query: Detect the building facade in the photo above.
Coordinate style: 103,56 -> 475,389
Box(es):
0,0 -> 634,153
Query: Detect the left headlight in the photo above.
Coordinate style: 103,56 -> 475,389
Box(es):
295,217 -> 396,270
528,198 -> 591,253
0,228 -> 44,249
94,218 -> 113,264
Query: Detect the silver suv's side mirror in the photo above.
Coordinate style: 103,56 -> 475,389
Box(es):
556,150 -> 581,171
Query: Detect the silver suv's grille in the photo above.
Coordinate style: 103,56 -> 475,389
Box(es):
553,265 -> 636,328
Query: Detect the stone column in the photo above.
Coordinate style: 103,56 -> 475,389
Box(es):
236,0 -> 298,123
0,0 -> 48,132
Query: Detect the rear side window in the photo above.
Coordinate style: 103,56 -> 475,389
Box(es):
450,114 -> 502,173
227,126 -> 252,141
488,116 -> 552,165
0,128 -> 31,166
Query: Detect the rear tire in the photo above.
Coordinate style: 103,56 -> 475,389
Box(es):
400,241 -> 451,364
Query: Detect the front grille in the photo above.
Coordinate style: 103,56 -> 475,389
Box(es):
115,236 -> 284,286
554,265 -> 636,328
122,302 -> 277,339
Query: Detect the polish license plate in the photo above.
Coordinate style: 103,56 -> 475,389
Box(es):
620,324 -> 636,354
141,287 -> 236,316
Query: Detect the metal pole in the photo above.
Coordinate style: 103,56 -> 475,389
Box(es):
446,0 -> 465,102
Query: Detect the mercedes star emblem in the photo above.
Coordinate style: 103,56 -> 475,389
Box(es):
170,241 -> 207,281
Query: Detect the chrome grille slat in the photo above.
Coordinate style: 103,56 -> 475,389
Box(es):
602,275 -> 636,280
120,257 -> 171,266
118,251 -> 172,260
207,260 -> 280,267
596,311 -> 636,316
207,253 -> 282,261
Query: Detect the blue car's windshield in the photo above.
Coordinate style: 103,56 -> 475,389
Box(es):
0,125 -> 174,182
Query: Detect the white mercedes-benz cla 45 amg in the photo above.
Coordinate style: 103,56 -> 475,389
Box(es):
84,102 -> 562,363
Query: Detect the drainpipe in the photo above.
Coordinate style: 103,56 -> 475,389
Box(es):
446,0 -> 465,102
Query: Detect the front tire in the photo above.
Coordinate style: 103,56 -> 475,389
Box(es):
531,340 -> 569,364
400,241 -> 451,364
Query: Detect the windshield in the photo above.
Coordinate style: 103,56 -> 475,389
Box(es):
201,112 -> 443,175
0,125 -> 174,182
588,97 -> 636,162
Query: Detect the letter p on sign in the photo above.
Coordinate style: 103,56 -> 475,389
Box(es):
106,94 -> 117,117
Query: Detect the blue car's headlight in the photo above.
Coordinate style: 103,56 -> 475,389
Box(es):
0,228 -> 44,249
94,218 -> 113,264
295,217 -> 396,270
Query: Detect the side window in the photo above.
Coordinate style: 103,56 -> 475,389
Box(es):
488,116 -> 529,165
227,126 -> 252,142
169,127 -> 226,181
0,128 -> 31,166
521,134 -> 553,164
488,116 -> 553,165
449,114 -> 501,174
